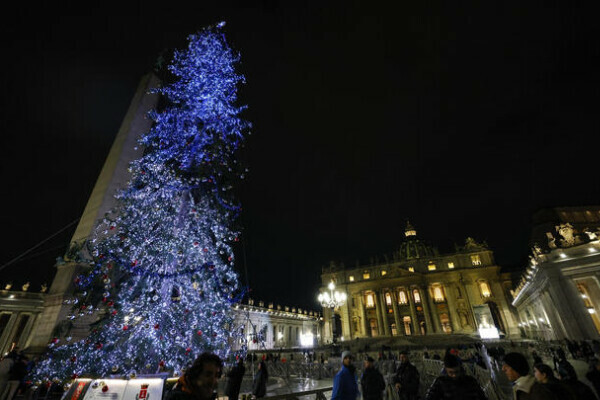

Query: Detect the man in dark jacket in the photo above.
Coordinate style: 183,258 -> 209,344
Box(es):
225,359 -> 245,400
332,351 -> 359,400
360,357 -> 385,400
393,351 -> 419,400
425,354 -> 487,400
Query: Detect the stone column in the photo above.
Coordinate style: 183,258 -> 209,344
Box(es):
380,292 -> 391,336
408,289 -> 420,335
419,287 -> 434,334
444,283 -> 462,333
392,292 -> 402,336
546,277 -> 589,339
0,313 -> 19,355
359,294 -> 369,337
490,281 -> 520,337
541,291 -> 567,339
374,292 -> 385,336
424,286 -> 442,333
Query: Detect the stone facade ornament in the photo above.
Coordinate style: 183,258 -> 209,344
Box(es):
546,232 -> 557,249
556,223 -> 576,247
40,283 -> 48,293
22,282 -> 30,292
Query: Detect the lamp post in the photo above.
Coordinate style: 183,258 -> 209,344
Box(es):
318,281 -> 347,344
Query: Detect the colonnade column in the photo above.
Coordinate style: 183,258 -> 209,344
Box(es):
419,286 -> 434,334
408,289 -> 420,335
445,283 -> 462,333
380,292 -> 391,336
392,292 -> 402,336
374,291 -> 385,336
359,293 -> 369,337
424,286 -> 442,333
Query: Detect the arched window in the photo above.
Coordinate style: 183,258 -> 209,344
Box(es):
398,290 -> 408,305
413,289 -> 421,303
366,293 -> 375,308
480,282 -> 491,298
433,286 -> 445,302
385,292 -> 392,306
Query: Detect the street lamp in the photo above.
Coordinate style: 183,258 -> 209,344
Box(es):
318,281 -> 347,344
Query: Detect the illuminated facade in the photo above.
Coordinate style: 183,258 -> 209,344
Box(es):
512,206 -> 600,340
319,223 -> 519,341
231,299 -> 321,350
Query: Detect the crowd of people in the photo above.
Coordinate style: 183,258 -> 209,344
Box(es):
4,339 -> 600,400
328,340 -> 600,400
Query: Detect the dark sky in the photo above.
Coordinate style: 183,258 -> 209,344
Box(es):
1,2 -> 599,310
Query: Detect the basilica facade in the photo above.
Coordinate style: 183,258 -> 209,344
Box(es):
319,224 -> 520,342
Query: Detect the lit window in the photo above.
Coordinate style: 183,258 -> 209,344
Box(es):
366,293 -> 375,308
381,270 -> 387,276
349,276 -> 354,282
471,255 -> 482,266
408,267 -> 415,273
363,271 -> 370,279
447,262 -> 455,269
385,293 -> 392,306
398,291 -> 407,305
433,286 -> 445,302
480,282 -> 491,298
428,263 -> 436,271
413,289 -> 421,303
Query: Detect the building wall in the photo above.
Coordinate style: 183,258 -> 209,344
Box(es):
513,239 -> 600,340
0,289 -> 46,355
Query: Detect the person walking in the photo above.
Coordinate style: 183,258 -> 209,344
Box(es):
425,354 -> 487,400
166,353 -> 223,400
393,351 -> 419,400
225,359 -> 245,400
332,351 -> 358,400
360,357 -> 385,400
252,361 -> 268,398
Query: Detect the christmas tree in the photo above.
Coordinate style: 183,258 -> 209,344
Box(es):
35,22 -> 250,382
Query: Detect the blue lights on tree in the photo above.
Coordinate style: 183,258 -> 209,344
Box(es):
35,22 -> 250,382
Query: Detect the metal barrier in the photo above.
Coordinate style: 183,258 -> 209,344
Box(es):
258,386 -> 332,400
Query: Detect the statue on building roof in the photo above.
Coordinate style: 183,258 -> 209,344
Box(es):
464,237 -> 488,250
556,223 -> 576,247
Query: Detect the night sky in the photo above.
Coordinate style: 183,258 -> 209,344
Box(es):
1,3 -> 599,310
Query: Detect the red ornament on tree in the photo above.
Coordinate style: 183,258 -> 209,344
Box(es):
159,361 -> 165,367
197,330 -> 203,336
122,325 -> 129,331
154,324 -> 160,330
102,385 -> 109,393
